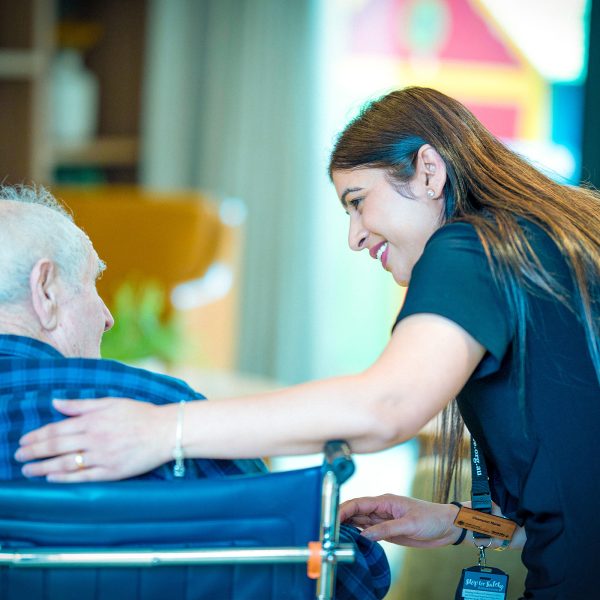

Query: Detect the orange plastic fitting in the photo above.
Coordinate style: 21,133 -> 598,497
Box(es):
307,541 -> 322,579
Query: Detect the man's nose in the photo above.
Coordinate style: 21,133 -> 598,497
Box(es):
348,217 -> 368,251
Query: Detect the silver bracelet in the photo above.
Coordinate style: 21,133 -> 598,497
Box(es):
173,400 -> 186,478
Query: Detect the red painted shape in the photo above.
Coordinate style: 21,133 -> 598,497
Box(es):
443,0 -> 519,64
464,102 -> 519,139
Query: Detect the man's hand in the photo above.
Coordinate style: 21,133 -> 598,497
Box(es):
15,398 -> 174,482
340,494 -> 463,548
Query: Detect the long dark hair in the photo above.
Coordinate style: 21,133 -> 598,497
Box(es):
329,87 -> 600,502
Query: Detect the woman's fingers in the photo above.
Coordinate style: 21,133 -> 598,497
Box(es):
17,398 -> 140,463
339,497 -> 371,522
339,494 -> 402,523
16,432 -> 90,466
340,494 -> 460,548
19,415 -> 84,447
16,422 -> 89,461
20,447 -> 97,478
344,514 -> 389,529
52,398 -> 114,416
18,398 -> 115,448
360,520 -> 433,546
17,399 -> 173,481
360,520 -> 408,542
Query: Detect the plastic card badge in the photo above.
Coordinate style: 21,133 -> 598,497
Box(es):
455,565 -> 509,600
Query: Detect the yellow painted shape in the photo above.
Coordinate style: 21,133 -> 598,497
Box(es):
396,60 -> 549,139
340,55 -> 549,140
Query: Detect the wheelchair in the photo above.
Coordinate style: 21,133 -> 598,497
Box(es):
0,441 -> 355,600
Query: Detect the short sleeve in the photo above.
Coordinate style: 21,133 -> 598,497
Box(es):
394,222 -> 515,378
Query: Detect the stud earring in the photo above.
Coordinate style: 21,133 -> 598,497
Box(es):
426,189 -> 435,199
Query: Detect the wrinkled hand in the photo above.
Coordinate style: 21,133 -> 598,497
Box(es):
15,398 -> 174,482
340,494 -> 461,548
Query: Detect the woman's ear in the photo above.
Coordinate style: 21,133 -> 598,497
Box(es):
416,144 -> 447,201
30,259 -> 59,331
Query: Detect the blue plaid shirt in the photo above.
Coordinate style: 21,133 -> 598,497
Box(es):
0,334 -> 390,599
0,334 -> 264,481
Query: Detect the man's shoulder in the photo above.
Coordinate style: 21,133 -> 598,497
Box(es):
0,334 -> 64,359
93,358 -> 206,402
0,335 -> 205,403
53,357 -> 206,403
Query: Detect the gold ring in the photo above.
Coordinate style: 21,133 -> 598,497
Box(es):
74,452 -> 86,470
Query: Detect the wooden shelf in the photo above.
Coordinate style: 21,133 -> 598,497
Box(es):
52,135 -> 139,167
0,1 -> 145,183
0,49 -> 46,79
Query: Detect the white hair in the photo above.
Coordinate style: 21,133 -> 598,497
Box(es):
0,185 -> 96,304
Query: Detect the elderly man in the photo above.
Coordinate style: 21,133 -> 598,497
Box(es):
0,185 -> 390,600
0,185 -> 263,481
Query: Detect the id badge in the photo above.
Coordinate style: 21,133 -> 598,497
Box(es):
455,565 -> 509,600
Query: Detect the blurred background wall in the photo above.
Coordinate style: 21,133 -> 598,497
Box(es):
0,0 -> 592,386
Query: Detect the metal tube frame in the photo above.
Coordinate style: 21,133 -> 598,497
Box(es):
317,469 -> 341,599
0,546 -> 355,568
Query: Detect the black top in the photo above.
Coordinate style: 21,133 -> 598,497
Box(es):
395,221 -> 599,599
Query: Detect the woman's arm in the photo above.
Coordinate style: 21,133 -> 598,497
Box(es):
16,313 -> 486,481
339,495 -> 526,551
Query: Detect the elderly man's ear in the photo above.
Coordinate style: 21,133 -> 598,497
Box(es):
29,259 -> 60,331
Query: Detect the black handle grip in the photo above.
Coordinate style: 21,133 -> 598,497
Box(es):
323,440 -> 355,484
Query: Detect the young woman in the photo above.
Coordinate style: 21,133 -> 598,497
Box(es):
17,87 -> 600,598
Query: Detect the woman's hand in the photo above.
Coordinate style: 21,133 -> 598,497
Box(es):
15,398 -> 174,482
340,494 -> 462,548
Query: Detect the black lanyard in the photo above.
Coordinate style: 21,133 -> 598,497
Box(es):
470,437 -> 492,539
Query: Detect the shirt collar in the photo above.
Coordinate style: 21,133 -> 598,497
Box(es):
0,335 -> 65,359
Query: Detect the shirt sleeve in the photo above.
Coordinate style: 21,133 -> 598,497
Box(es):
394,222 -> 515,379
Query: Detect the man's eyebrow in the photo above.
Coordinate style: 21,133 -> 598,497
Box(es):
340,187 -> 363,207
96,259 -> 107,278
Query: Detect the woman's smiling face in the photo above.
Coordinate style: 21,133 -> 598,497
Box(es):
332,163 -> 445,286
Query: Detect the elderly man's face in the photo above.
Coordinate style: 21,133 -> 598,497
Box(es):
53,248 -> 114,358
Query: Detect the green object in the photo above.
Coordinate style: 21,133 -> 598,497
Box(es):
100,281 -> 183,363
53,166 -> 106,184
406,0 -> 450,55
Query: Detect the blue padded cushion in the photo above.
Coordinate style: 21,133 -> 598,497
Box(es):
0,466 -> 324,599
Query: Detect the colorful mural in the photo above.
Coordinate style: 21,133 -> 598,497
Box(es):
344,0 -> 549,142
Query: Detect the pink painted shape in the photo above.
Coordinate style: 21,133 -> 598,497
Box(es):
346,0 -> 403,54
443,0 -> 519,64
348,0 -> 520,66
